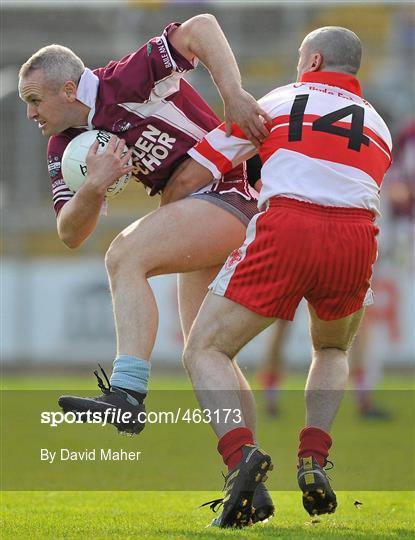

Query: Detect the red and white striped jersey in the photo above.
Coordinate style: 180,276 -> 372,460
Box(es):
188,72 -> 392,214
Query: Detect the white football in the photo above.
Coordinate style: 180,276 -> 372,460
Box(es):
61,130 -> 132,198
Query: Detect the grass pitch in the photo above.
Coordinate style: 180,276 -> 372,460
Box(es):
1,373 -> 414,538
2,491 -> 414,539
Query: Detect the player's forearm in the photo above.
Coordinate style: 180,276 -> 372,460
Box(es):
186,15 -> 242,99
57,181 -> 106,249
170,15 -> 269,146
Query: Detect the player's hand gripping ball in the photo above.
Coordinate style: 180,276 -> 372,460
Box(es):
62,130 -> 132,197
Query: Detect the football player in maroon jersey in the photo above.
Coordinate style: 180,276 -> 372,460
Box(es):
19,15 -> 273,525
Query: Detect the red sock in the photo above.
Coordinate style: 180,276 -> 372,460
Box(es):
217,427 -> 255,471
298,426 -> 332,467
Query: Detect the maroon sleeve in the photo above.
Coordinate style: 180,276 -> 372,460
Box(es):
94,23 -> 195,105
47,131 -> 77,216
162,22 -> 196,72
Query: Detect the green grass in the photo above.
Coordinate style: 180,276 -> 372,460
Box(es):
2,491 -> 414,539
1,373 -> 414,538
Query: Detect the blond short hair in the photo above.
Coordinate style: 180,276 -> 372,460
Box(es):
19,44 -> 85,89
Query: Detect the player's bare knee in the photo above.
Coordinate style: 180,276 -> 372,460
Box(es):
182,324 -> 228,371
182,342 -> 206,372
105,235 -> 139,277
105,233 -> 151,278
182,342 -> 228,374
105,235 -> 126,277
312,347 -> 350,377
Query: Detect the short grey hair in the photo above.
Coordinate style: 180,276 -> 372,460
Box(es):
302,26 -> 362,75
19,44 -> 85,89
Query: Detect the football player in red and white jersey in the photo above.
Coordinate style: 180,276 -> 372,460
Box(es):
181,26 -> 392,526
19,15 -> 275,523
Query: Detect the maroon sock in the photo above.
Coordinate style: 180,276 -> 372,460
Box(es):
298,426 -> 332,467
217,427 -> 255,471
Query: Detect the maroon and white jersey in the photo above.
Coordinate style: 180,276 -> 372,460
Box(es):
188,72 -> 392,214
48,23 -> 251,215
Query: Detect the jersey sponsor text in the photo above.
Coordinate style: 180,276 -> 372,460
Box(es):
132,124 -> 176,176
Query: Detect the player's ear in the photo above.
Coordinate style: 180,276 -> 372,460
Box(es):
310,53 -> 323,72
63,80 -> 77,102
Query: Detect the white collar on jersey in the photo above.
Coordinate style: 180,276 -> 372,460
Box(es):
76,68 -> 99,129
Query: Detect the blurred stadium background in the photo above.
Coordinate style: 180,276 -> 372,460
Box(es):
1,0 -> 414,376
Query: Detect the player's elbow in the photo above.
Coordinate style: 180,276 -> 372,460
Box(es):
174,14 -> 219,62
59,231 -> 83,250
56,211 -> 88,249
57,224 -> 84,250
64,239 -> 82,250
193,13 -> 217,25
188,13 -> 218,34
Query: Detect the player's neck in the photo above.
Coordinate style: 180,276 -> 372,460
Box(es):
71,100 -> 91,128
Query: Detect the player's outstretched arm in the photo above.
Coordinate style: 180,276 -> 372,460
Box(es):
168,14 -> 271,147
57,137 -> 134,248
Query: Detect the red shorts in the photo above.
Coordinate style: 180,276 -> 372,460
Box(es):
210,197 -> 379,321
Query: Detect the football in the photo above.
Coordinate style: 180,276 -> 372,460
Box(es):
61,130 -> 132,198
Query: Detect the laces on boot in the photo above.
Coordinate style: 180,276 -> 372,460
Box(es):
199,472 -> 229,513
199,498 -> 224,513
93,363 -> 111,394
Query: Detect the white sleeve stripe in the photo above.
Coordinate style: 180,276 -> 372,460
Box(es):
53,195 -> 73,204
53,192 -> 73,201
52,185 -> 72,194
53,189 -> 73,198
53,191 -> 73,198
